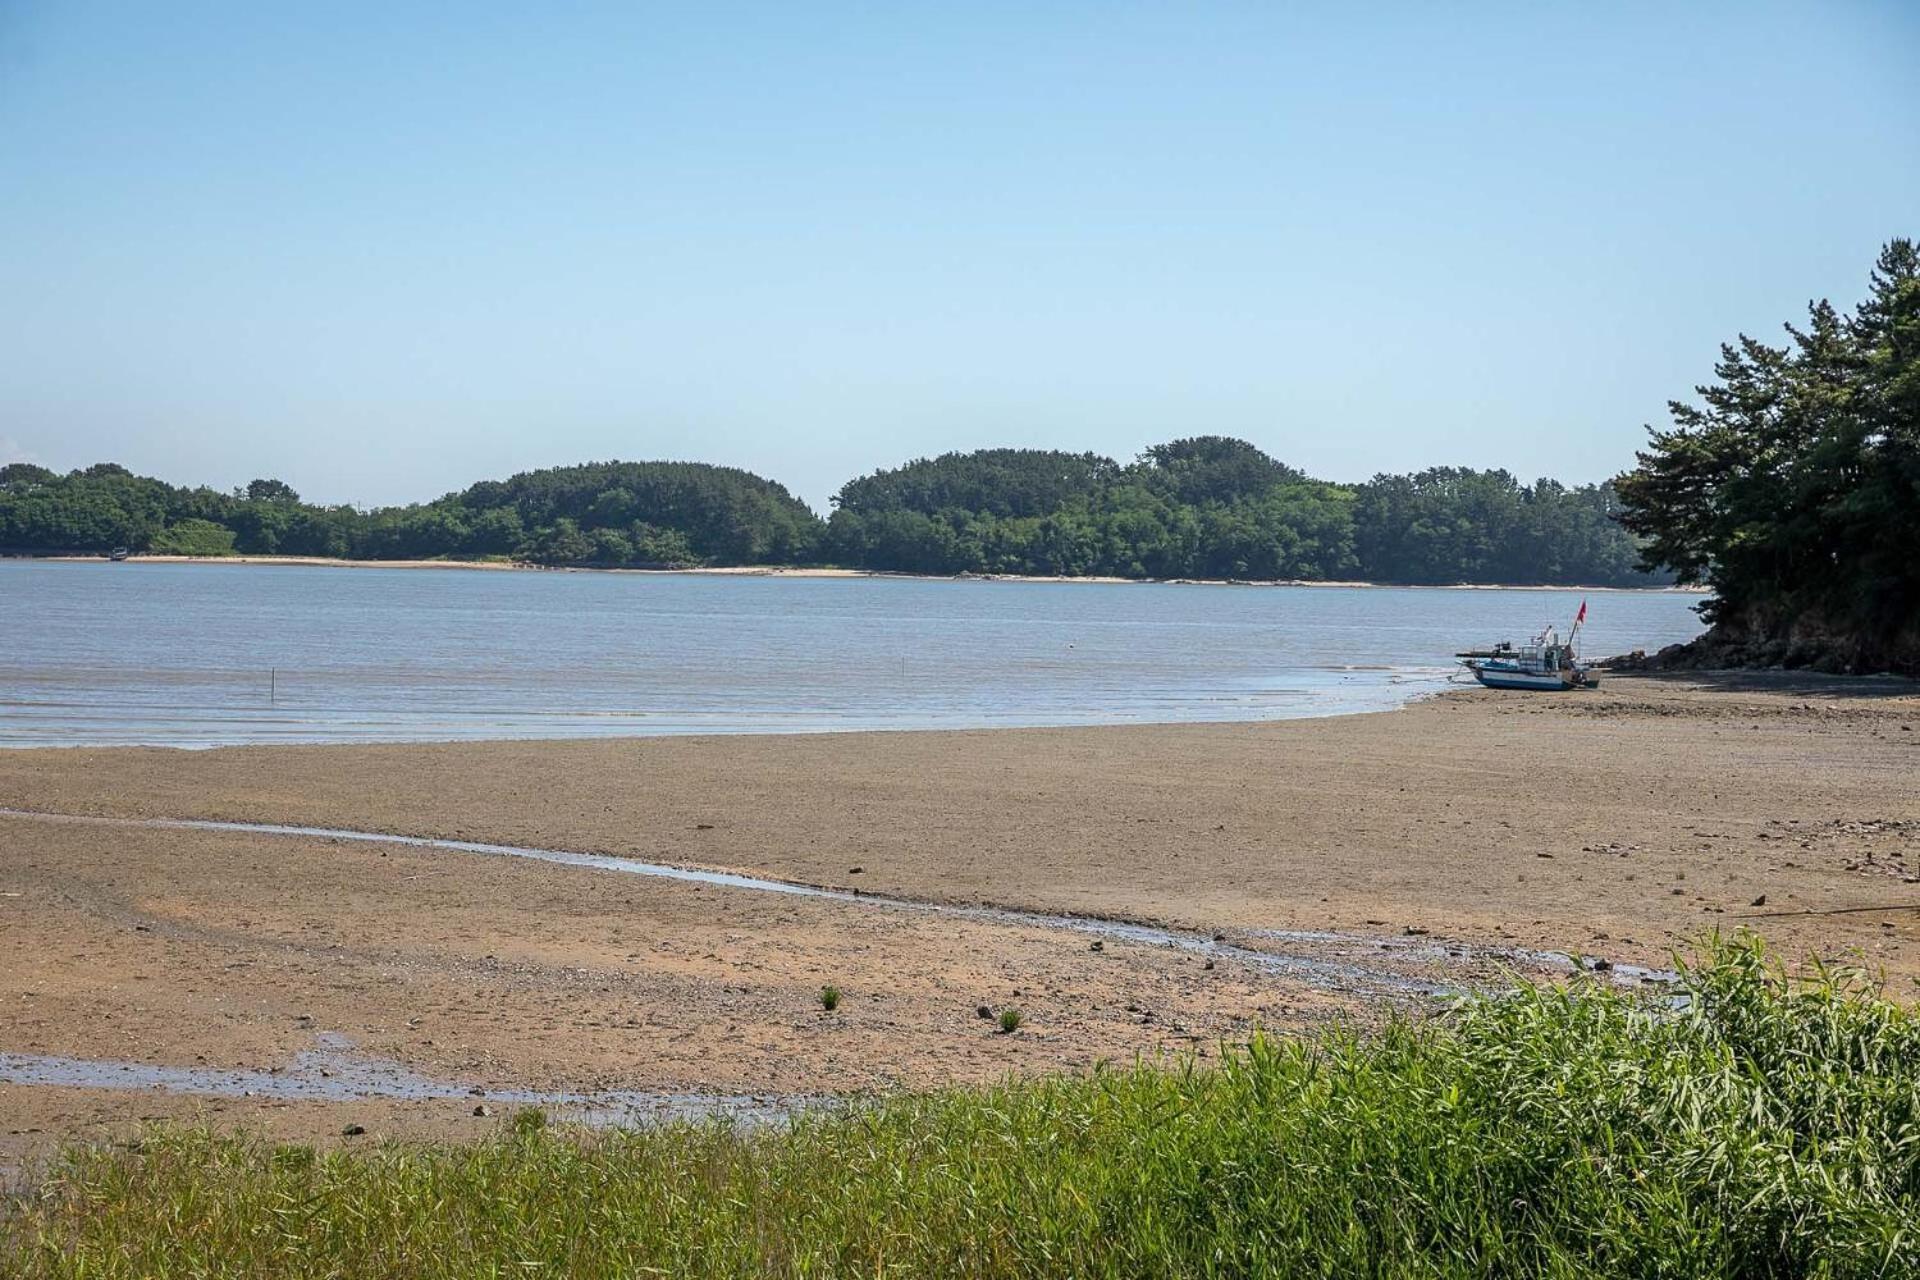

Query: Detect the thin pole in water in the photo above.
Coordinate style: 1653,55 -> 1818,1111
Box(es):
270,667 -> 276,707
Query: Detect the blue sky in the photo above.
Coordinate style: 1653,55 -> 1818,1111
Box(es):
2,2 -> 1915,511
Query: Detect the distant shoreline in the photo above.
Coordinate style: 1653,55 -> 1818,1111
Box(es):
14,552 -> 1706,594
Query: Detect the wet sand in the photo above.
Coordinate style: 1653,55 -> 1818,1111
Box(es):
2,672 -> 1916,1162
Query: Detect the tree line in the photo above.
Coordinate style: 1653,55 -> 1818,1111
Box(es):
0,461 -> 818,570
824,440 -> 1650,585
1617,239 -> 1919,673
1,445 -> 1663,586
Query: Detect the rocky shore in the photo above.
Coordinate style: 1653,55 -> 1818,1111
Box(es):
1602,614 -> 1920,678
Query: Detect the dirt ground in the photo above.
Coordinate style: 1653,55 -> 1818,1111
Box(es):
2,672 -> 1917,1166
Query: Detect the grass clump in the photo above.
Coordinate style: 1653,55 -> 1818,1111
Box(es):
819,985 -> 841,1012
997,1006 -> 1023,1034
4,934 -> 1917,1277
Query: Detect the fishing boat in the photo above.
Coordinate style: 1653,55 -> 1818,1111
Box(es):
1456,602 -> 1598,691
107,547 -> 130,562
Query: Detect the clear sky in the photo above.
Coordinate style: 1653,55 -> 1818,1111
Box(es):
2,2 -> 1915,511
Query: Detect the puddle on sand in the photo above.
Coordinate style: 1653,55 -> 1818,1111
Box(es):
0,1031 -> 802,1127
0,807 -> 1674,999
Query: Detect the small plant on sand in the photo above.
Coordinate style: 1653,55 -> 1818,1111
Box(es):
819,985 -> 841,1012
997,1008 -> 1022,1034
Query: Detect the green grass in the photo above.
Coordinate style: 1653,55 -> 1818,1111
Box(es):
820,985 -> 842,1012
4,934 -> 1917,1278
998,1006 -> 1024,1034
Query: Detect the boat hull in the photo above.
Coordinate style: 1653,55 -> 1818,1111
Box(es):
1469,666 -> 1571,691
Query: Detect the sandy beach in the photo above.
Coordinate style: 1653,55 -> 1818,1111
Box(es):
2,672 -> 1915,1161
23,553 -> 1706,593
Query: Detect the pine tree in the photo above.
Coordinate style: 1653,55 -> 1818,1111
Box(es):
1617,240 -> 1920,672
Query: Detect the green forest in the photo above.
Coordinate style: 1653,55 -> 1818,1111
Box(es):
825,440 -> 1649,584
1617,239 -> 1919,673
0,445 -> 1659,588
0,461 -> 819,571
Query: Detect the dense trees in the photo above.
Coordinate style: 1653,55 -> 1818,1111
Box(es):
826,439 -> 1654,585
0,460 -> 821,568
3,443 -> 1661,586
1617,240 -> 1919,672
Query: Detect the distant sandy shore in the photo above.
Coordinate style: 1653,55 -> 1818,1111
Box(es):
19,553 -> 1704,593
0,671 -> 1911,1155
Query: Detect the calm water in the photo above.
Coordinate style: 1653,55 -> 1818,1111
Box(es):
0,562 -> 1706,747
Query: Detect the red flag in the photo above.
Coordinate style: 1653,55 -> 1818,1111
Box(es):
1575,599 -> 1588,625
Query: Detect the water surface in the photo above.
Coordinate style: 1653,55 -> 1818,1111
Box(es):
0,562 -> 1705,747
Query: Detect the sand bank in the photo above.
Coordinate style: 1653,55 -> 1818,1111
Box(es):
20,553 -> 1702,592
1,673 -> 1913,1156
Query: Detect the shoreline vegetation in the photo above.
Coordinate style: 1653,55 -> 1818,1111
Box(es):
14,550 -> 1708,594
0,441 -> 1664,591
1614,240 -> 1919,676
5,937 -> 1916,1277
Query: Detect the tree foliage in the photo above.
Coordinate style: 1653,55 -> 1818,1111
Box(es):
1617,240 -> 1920,672
4,445 -> 1662,587
0,460 -> 820,568
828,441 -> 1655,585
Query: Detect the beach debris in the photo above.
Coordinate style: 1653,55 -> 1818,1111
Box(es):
1088,939 -> 1103,952
472,1104 -> 494,1118
1751,894 -> 1768,907
1404,926 -> 1429,936
975,1005 -> 993,1020
1204,958 -> 1216,970
694,823 -> 714,831
340,1124 -> 366,1137
847,866 -> 863,875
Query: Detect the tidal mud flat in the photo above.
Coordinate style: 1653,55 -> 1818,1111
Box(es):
0,672 -> 1915,1159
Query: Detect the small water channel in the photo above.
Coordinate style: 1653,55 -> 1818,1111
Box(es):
0,1032 -> 799,1125
0,807 -> 1676,997
0,807 -> 1676,1115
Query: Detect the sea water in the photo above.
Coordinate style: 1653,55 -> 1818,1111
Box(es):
0,561 -> 1705,747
